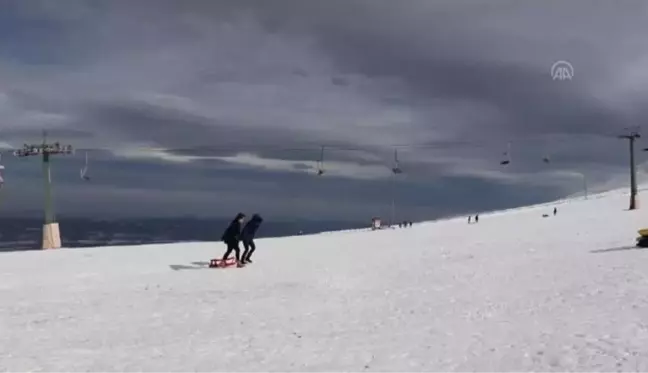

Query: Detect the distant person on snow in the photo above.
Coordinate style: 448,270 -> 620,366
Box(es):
220,212 -> 246,267
475,214 -> 479,223
553,207 -> 557,216
241,214 -> 263,263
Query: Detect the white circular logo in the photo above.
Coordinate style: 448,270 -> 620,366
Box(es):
551,60 -> 574,80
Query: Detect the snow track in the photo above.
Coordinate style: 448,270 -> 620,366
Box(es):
2,191 -> 648,371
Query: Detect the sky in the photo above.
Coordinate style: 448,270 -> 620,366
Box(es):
1,0 -> 648,222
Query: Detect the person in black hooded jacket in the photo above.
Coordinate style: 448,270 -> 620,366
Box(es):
220,212 -> 246,267
241,214 -> 263,263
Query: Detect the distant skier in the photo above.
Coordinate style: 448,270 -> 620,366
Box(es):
468,215 -> 472,224
475,214 -> 479,223
220,212 -> 246,267
553,207 -> 557,216
241,214 -> 263,263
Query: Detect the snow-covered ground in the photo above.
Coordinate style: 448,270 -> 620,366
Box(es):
3,190 -> 648,371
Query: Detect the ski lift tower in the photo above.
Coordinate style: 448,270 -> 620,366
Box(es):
619,129 -> 641,210
13,130 -> 74,249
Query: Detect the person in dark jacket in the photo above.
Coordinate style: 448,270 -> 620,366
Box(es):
220,212 -> 246,267
241,214 -> 263,263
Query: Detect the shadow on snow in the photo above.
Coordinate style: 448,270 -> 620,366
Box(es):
590,246 -> 648,254
169,261 -> 211,271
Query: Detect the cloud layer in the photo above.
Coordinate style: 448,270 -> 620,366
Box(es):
1,0 -> 648,221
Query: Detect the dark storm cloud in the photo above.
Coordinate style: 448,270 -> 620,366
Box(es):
80,100 -> 311,152
239,2 -> 648,144
2,0 -> 648,219
264,1 -> 647,151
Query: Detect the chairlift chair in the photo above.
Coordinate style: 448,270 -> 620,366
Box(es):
500,142 -> 512,165
0,154 -> 4,190
80,151 -> 91,181
392,149 -> 403,174
316,146 -> 325,176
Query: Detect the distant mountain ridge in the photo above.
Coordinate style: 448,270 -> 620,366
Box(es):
0,217 -> 367,252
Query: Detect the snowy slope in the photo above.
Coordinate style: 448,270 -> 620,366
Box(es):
3,190 -> 648,371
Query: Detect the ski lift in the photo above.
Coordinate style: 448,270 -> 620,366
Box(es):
80,151 -> 90,181
316,146 -> 325,176
392,149 -> 403,174
500,142 -> 511,165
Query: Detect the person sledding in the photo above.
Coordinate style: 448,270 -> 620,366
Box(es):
219,212 -> 246,268
241,214 -> 263,264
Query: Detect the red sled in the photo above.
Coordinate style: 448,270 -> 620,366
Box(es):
209,258 -> 237,268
